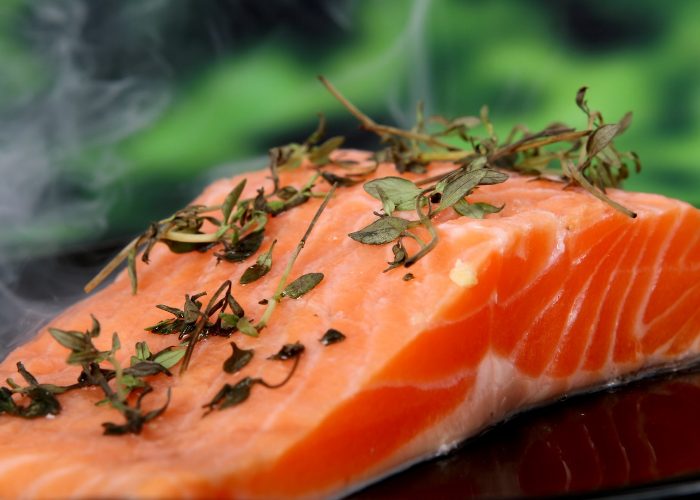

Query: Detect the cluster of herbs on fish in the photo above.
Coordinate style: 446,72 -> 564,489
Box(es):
1,317 -> 183,434
1,79 -> 640,434
1,182 -> 344,433
86,80 -> 641,293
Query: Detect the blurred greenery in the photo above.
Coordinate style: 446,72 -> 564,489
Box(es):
1,0 -> 699,254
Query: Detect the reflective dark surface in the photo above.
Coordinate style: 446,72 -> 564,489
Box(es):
354,369 -> 700,499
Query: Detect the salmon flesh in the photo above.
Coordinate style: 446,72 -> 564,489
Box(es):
1,154 -> 699,498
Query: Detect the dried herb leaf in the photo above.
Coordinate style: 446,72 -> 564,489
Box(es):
586,123 -> 623,159
454,199 -> 504,219
321,171 -> 358,187
102,388 -> 171,436
203,377 -> 258,414
437,169 -> 488,211
223,342 -> 254,374
268,342 -> 305,360
124,361 -> 171,378
282,273 -> 324,299
320,329 -> 346,346
384,240 -> 407,272
364,177 -> 422,211
348,216 -> 410,245
215,231 -> 265,263
239,240 -> 276,285
403,273 -> 415,281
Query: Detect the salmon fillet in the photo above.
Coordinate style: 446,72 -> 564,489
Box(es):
0,152 -> 699,498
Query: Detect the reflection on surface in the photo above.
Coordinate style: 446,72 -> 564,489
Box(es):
354,370 -> 700,498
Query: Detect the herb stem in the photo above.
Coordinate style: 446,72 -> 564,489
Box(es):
318,76 -> 454,150
258,356 -> 302,389
562,158 -> 637,218
162,231 -> 220,243
405,190 -> 439,267
84,237 -> 140,293
256,183 -> 337,330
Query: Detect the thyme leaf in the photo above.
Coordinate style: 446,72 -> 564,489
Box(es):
216,230 -> 265,263
348,216 -> 410,245
454,199 -> 504,219
204,342 -> 305,415
223,342 -> 254,374
320,329 -> 346,346
267,342 -> 305,360
239,240 -> 276,285
282,273 -> 324,299
364,177 -> 422,212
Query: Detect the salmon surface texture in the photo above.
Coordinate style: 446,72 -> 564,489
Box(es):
1,151 -> 699,498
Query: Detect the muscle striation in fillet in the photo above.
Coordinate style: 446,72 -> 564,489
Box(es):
0,153 -> 698,498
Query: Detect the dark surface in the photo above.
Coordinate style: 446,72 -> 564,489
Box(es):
353,368 -> 700,499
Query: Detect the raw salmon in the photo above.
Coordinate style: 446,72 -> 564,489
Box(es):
0,151 -> 699,498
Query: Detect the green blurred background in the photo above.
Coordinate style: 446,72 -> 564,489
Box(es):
1,0 -> 699,259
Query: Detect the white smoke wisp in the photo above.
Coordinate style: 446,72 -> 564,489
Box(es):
0,0 -> 172,358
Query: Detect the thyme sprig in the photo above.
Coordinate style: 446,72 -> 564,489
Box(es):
1,317 -> 182,435
255,183 -> 337,332
85,117 -> 347,296
203,342 -> 304,415
319,77 -> 640,268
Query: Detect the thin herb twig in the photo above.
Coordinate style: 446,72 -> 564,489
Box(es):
318,76 -> 455,150
256,183 -> 338,330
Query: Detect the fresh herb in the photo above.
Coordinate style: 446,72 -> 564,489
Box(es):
318,77 -> 640,270
145,279 -> 255,373
0,318 -> 181,433
223,342 -> 254,374
267,342 -> 305,360
320,329 -> 346,346
282,273 -> 324,299
1,362 -> 65,418
255,184 -> 337,332
239,240 -> 276,285
84,114 -> 347,296
203,342 -> 304,415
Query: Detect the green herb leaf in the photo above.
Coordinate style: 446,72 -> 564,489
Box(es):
151,346 -> 187,369
219,313 -> 240,330
223,342 -> 254,374
348,216 -> 410,245
236,317 -> 259,337
309,136 -> 345,165
402,272 -> 415,281
437,168 -> 488,211
134,341 -> 151,363
221,179 -> 247,224
239,240 -> 276,285
319,329 -> 346,346
282,273 -> 324,299
364,177 -> 422,211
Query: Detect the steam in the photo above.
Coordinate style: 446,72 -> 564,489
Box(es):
0,0 -> 171,358
0,0 -> 435,361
